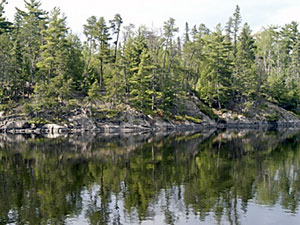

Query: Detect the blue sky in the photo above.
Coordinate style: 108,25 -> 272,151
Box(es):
4,0 -> 300,36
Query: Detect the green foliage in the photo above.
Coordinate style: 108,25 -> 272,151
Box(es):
265,113 -> 280,122
0,0 -> 13,34
28,117 -> 48,125
196,25 -> 233,108
244,101 -> 254,111
197,103 -> 219,120
88,80 -> 101,101
130,48 -> 156,110
36,7 -> 69,81
0,100 -> 16,113
34,74 -> 72,111
184,115 -> 203,123
234,23 -> 257,99
173,114 -> 203,123
2,2 -> 300,118
23,102 -> 34,114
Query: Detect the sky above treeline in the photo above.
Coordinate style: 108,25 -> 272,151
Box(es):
4,0 -> 300,36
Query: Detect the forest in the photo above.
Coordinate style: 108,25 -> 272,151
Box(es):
1,0 -> 300,118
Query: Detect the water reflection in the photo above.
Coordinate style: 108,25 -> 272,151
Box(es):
1,129 -> 300,224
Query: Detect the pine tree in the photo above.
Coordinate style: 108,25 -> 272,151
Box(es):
233,5 -> 241,58
34,73 -> 72,112
130,49 -> 156,111
123,32 -> 146,96
95,17 -> 112,92
16,0 -> 47,92
65,33 -> 85,90
225,17 -> 233,42
0,33 -> 12,102
36,7 -> 68,80
162,17 -> 179,74
184,22 -> 190,43
235,23 -> 257,100
83,15 -> 98,82
110,14 -> 123,62
197,24 -> 233,108
0,0 -> 14,102
34,8 -> 72,111
0,0 -> 12,34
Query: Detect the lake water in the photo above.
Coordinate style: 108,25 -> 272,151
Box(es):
1,129 -> 300,225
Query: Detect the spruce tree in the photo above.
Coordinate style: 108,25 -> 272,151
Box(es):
235,23 -> 257,100
130,49 -> 156,111
197,24 -> 233,108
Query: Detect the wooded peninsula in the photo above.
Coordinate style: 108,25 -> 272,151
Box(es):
1,0 -> 300,133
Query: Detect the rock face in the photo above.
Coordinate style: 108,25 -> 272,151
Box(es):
0,99 -> 300,134
65,106 -> 216,133
218,102 -> 300,128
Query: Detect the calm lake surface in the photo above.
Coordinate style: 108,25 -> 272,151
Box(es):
1,129 -> 300,225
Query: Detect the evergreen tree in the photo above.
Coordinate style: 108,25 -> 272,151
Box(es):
34,74 -> 72,112
184,22 -> 190,43
225,17 -> 233,42
0,32 -> 12,102
0,0 -> 13,102
0,0 -> 12,34
15,0 -> 47,93
162,17 -> 179,74
83,16 -> 98,80
110,13 -> 123,62
34,8 -> 72,111
233,5 -> 241,57
36,7 -> 68,80
197,25 -> 233,108
95,17 -> 112,92
130,49 -> 156,110
235,23 -> 257,100
65,33 -> 85,90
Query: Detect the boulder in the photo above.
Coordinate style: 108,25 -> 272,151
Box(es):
42,124 -> 66,134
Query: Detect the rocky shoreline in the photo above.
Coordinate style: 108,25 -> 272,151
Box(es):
1,116 -> 300,135
1,99 -> 300,134
0,115 -> 216,135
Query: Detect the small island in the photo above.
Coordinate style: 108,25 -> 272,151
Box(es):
1,2 -> 300,133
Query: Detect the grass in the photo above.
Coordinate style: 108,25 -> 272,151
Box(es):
174,115 -> 203,124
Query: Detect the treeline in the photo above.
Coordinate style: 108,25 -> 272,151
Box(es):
1,0 -> 300,115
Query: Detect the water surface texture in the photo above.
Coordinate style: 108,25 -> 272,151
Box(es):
1,129 -> 300,225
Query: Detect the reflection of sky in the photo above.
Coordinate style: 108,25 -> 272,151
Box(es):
63,184 -> 300,225
4,0 -> 300,36
241,203 -> 300,225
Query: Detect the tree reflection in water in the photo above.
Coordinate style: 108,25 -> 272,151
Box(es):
0,129 -> 300,224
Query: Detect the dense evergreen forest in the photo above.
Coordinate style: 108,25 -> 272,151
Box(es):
1,0 -> 300,118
